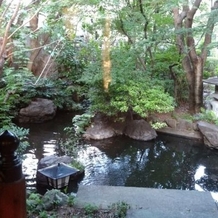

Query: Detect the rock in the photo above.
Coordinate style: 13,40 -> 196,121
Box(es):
83,113 -> 157,141
165,118 -> 178,129
124,120 -> 157,141
197,121 -> 218,149
209,93 -> 218,101
36,155 -> 73,186
83,122 -> 115,140
18,98 -> 57,123
177,118 -> 194,131
110,121 -> 126,135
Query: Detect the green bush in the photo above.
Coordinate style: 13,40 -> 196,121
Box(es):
204,58 -> 218,78
194,108 -> 218,125
89,80 -> 175,118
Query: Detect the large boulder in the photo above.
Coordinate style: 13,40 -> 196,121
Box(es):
83,113 -> 126,140
18,98 -> 57,123
197,121 -> 218,149
83,114 -> 157,141
124,119 -> 157,141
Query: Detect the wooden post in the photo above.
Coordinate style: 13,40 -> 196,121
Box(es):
0,130 -> 26,218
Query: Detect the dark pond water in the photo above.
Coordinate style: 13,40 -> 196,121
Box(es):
20,112 -> 218,201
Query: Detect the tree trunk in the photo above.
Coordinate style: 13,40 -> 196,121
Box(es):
185,57 -> 203,114
194,57 -> 203,112
27,13 -> 40,74
173,0 -> 217,113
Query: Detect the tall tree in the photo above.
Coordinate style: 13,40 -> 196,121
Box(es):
173,0 -> 218,113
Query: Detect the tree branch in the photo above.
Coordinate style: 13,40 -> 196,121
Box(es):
185,0 -> 202,63
201,0 -> 218,64
0,0 -> 21,58
0,0 -> 13,25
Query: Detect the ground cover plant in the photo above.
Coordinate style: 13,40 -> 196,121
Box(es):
27,190 -> 129,218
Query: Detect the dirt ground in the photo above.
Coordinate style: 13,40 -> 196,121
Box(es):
151,103 -> 190,122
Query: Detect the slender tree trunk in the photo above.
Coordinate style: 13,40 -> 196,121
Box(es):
194,57 -> 203,112
27,12 -> 40,74
0,38 -> 6,77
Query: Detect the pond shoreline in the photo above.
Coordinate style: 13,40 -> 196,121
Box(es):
157,127 -> 202,141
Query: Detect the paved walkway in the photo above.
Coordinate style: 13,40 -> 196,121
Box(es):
75,185 -> 218,218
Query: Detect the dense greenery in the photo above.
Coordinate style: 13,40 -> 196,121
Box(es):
0,67 -> 81,124
0,0 -> 218,142
0,1 -> 218,214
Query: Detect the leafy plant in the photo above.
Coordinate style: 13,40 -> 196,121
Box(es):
60,113 -> 93,156
178,113 -> 194,122
26,192 -> 43,214
72,113 -> 94,135
109,201 -> 129,218
84,204 -> 98,216
194,108 -> 218,125
67,195 -> 75,207
150,121 -> 167,130
0,68 -> 35,124
70,159 -> 85,171
88,80 -> 175,118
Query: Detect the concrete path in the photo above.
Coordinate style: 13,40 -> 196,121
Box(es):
75,185 -> 218,218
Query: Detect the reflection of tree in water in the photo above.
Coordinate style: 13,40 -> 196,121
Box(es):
78,136 -> 136,186
125,140 -> 199,190
78,135 -> 217,191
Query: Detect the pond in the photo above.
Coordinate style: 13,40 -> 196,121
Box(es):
20,112 -> 218,201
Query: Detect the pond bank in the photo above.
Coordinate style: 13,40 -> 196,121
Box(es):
157,127 -> 202,141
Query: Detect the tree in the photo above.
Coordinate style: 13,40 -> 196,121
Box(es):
173,0 -> 218,113
75,0 -> 176,117
0,0 -> 21,77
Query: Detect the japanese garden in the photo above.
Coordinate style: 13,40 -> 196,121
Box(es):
0,0 -> 218,217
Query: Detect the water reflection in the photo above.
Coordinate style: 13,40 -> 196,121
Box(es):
77,136 -> 205,192
75,134 -> 218,203
19,113 -> 218,202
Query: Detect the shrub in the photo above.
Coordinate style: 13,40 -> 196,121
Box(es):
89,80 -> 175,118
